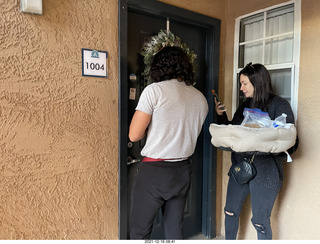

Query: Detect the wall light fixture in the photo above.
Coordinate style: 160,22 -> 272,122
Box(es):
20,0 -> 43,15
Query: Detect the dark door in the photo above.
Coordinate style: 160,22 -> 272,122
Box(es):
119,0 -> 220,240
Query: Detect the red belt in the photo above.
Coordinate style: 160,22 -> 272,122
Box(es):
142,157 -> 187,162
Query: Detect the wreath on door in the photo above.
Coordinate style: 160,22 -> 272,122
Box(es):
140,29 -> 197,85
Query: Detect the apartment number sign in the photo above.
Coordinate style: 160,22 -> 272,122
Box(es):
82,49 -> 108,78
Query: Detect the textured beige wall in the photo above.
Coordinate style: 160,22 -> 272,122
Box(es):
160,0 -> 225,19
0,0 -> 119,239
222,0 -> 320,240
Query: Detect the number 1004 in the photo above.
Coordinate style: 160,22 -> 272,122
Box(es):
86,62 -> 105,70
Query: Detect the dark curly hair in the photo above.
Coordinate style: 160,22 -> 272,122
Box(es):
149,46 -> 195,85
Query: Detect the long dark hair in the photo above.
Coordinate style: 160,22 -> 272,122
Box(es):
239,62 -> 275,110
149,46 -> 195,85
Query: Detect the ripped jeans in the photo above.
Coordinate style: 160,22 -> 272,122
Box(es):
224,175 -> 279,240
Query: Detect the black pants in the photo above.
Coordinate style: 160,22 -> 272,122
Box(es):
225,157 -> 282,240
130,160 -> 191,240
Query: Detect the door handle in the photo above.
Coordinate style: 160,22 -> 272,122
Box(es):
127,156 -> 140,165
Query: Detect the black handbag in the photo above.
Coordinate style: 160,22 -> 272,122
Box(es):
230,154 -> 256,184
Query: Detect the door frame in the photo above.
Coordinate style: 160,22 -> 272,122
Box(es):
118,0 -> 220,239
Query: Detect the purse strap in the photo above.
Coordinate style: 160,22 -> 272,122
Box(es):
249,154 -> 256,163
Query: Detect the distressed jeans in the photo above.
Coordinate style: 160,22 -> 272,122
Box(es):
224,175 -> 279,240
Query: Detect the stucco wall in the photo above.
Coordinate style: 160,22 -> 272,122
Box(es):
222,0 -> 320,240
0,0 -> 119,239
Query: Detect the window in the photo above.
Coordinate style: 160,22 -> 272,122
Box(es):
233,0 -> 301,119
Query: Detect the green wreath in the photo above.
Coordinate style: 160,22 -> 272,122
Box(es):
140,29 -> 197,85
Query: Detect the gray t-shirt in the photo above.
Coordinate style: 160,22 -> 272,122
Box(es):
136,79 -> 208,159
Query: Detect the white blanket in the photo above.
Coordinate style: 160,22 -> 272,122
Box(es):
209,123 -> 297,153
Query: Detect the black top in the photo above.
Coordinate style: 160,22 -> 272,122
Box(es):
217,95 -> 299,190
218,95 -> 295,125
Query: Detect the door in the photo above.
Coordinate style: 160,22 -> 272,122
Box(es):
119,0 -> 220,239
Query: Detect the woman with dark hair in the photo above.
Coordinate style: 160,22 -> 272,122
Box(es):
215,63 -> 298,240
129,46 -> 208,239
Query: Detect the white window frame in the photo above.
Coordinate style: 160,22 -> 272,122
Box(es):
232,0 -> 301,121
